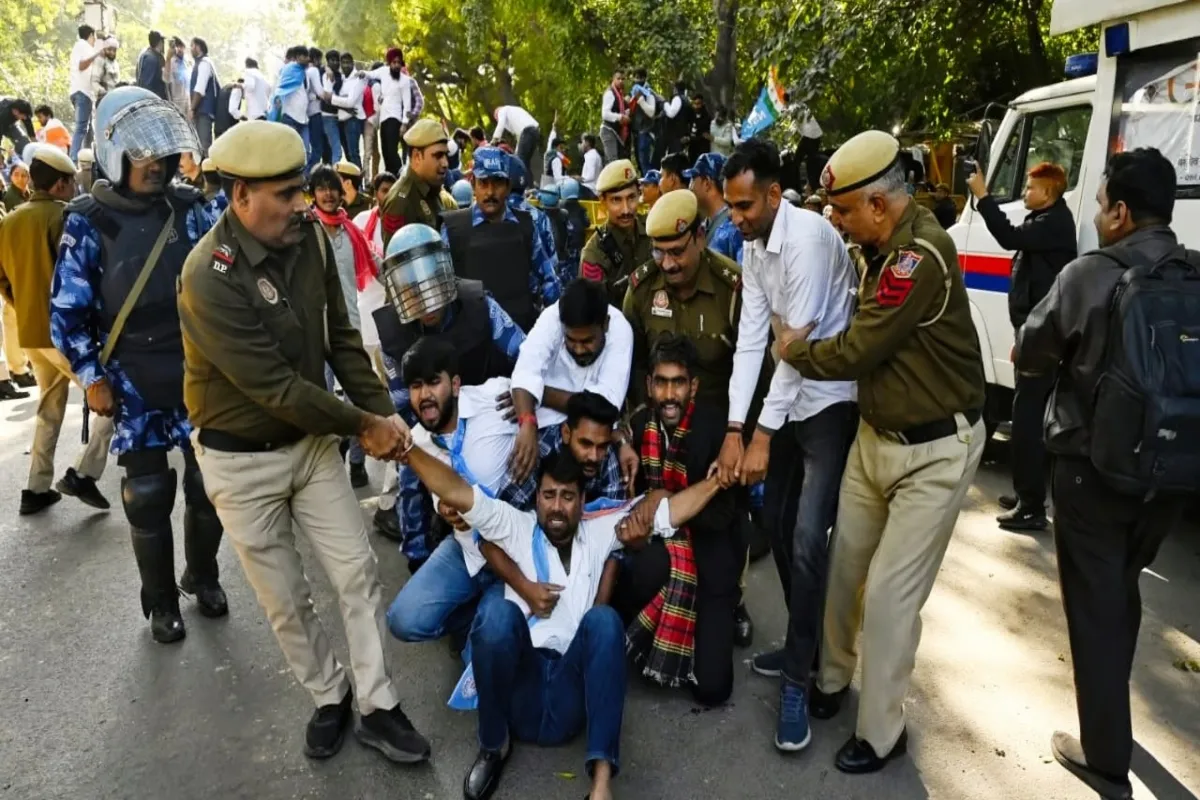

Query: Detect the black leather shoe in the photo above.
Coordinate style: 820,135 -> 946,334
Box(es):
19,489 -> 61,515
356,704 -> 431,764
834,729 -> 907,774
56,468 -> 111,510
997,505 -> 1048,532
350,462 -> 369,488
809,685 -> 847,720
305,690 -> 353,759
998,494 -> 1018,511
463,741 -> 511,800
734,602 -> 754,648
373,506 -> 403,542
0,379 -> 29,401
150,608 -> 186,644
11,371 -> 36,389
1051,732 -> 1132,799
180,569 -> 229,618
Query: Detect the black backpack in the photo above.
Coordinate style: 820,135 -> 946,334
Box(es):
1089,244 -> 1200,495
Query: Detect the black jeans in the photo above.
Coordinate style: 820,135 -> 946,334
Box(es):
1011,371 -> 1055,508
797,135 -> 822,190
380,118 -> 404,176
762,401 -> 859,684
516,125 -> 541,181
1052,456 -> 1184,780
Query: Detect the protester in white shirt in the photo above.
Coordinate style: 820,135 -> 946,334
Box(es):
305,49 -> 326,173
68,25 -> 100,160
400,417 -> 725,800
241,59 -> 271,120
508,279 -> 634,485
715,138 -> 860,750
579,133 -> 603,197
329,52 -> 367,168
492,105 -> 541,178
365,49 -> 416,175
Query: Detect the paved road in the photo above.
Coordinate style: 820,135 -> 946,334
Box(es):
1,387 -> 1197,800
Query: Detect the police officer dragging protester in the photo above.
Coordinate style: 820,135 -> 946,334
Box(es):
777,131 -> 987,773
177,121 -> 431,765
373,222 -> 526,569
49,86 -> 227,645
581,159 -> 653,306
380,118 -> 449,248
441,146 -> 561,334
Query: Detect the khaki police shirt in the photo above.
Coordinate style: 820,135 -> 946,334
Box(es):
581,217 -> 653,305
622,248 -> 742,410
783,201 -> 985,431
380,166 -> 443,248
179,211 -> 394,444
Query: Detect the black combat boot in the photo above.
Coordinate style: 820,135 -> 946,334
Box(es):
124,470 -> 184,644
179,460 -> 228,618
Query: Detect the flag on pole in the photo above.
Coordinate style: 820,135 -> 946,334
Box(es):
740,67 -> 787,139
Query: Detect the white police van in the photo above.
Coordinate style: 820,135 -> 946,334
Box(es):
949,0 -> 1200,436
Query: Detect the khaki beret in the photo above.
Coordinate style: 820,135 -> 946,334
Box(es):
29,144 -> 75,175
403,118 -> 448,148
334,159 -> 361,177
820,130 -> 900,196
77,148 -> 94,164
645,189 -> 699,240
597,159 -> 638,194
210,120 -> 305,180
200,157 -> 216,173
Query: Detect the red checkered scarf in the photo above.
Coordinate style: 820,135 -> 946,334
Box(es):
626,402 -> 698,687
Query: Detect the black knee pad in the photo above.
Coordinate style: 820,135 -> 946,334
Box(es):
122,469 -> 178,530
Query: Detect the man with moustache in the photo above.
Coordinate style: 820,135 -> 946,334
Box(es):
50,87 -> 227,643
380,118 -> 447,248
178,120 -> 431,766
614,335 -> 745,706
400,430 -> 726,800
580,159 -> 653,306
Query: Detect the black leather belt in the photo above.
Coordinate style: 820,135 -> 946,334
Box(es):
879,408 -> 982,446
198,428 -> 304,453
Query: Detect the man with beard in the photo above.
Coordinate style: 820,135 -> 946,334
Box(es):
599,69 -> 630,163
442,147 -> 561,334
400,437 -> 726,800
385,337 -> 563,645
365,49 -> 418,176
580,160 -> 652,306
714,137 -> 860,754
188,38 -> 219,157
178,120 -> 431,766
507,278 -> 635,488
375,223 -> 525,565
50,87 -> 227,643
379,118 -> 446,248
686,152 -> 743,263
613,335 -> 745,706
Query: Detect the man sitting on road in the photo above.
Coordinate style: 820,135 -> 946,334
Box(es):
401,438 -> 727,800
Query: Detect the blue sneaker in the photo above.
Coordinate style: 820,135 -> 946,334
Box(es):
775,679 -> 812,752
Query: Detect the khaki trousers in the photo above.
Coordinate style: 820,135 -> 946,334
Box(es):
818,413 -> 985,755
26,348 -> 113,493
2,300 -> 27,377
195,432 -> 400,714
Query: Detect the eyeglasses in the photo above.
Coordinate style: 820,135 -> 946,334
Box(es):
652,230 -> 695,262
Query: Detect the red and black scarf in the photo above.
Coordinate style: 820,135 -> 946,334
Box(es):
626,402 -> 698,687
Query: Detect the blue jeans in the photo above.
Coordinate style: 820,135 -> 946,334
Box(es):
387,537 -> 498,641
307,113 -> 325,173
321,116 -> 343,165
343,117 -> 363,168
281,117 -> 310,170
635,130 -> 655,172
763,401 -> 859,684
471,598 -> 626,773
70,92 -> 92,161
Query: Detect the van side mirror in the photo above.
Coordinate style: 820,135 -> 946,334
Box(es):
975,119 -> 996,174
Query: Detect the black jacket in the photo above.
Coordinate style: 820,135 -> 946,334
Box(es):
977,195 -> 1077,329
0,99 -> 33,153
1015,225 -> 1178,459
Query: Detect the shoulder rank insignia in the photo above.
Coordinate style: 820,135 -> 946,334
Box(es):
891,250 -> 923,279
210,244 -> 234,274
630,264 -> 649,289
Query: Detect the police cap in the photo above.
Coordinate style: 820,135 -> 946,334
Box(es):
210,120 -> 306,180
645,189 -> 699,240
334,159 -> 362,177
403,118 -> 448,148
820,130 -> 900,196
597,159 -> 638,194
200,157 -> 217,174
77,148 -> 95,165
29,144 -> 76,176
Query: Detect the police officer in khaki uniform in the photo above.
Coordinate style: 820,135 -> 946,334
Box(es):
177,121 -> 432,766
777,131 -> 986,774
622,189 -> 741,411
580,158 -> 652,306
379,118 -> 449,248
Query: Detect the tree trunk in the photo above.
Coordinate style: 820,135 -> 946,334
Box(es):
497,33 -> 518,106
708,0 -> 739,110
1022,0 -> 1050,82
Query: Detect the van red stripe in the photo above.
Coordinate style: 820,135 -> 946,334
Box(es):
958,252 -> 1013,277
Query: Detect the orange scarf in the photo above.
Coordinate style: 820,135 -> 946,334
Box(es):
313,206 -> 378,291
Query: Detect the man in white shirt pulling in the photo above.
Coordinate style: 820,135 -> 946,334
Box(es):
400,427 -> 727,800
241,57 -> 271,120
491,104 -> 540,181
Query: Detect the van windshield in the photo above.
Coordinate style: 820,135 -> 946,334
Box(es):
1109,38 -> 1200,196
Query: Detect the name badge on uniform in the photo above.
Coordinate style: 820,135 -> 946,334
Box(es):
210,244 -> 233,274
257,277 -> 280,305
420,200 -> 432,220
651,289 -> 673,318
